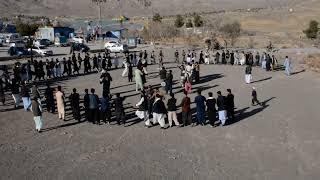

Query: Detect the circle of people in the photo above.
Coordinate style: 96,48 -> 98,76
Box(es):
0,48 -> 292,132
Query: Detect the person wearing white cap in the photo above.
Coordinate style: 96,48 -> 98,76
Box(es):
251,87 -> 261,106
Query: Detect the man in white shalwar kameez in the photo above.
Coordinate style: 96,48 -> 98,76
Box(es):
234,51 -> 240,65
240,52 -> 246,66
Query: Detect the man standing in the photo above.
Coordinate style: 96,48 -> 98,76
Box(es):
135,67 -> 144,92
45,83 -> 55,113
100,70 -> 113,97
174,50 -> 179,63
206,92 -> 217,127
252,87 -> 261,106
114,93 -> 126,126
194,62 -> 200,84
194,89 -> 206,126
167,93 -> 180,127
55,86 -> 65,121
159,67 -> 167,84
21,82 -> 31,111
283,56 -> 292,76
226,89 -> 235,122
100,94 -> 111,124
11,78 -> 20,108
32,97 -> 43,133
135,90 -> 149,127
88,88 -> 100,124
83,89 -> 90,121
152,94 -> 167,129
217,91 -> 227,126
165,70 -> 173,94
245,65 -> 252,84
69,88 -> 81,122
180,91 -> 192,127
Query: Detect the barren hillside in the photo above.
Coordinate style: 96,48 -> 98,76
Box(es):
0,0 -> 312,18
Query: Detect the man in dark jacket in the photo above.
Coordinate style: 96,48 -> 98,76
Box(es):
83,89 -> 90,121
45,83 -> 55,113
180,91 -> 192,127
152,94 -> 167,129
226,89 -> 235,122
159,67 -> 167,83
194,89 -> 206,126
88,88 -> 100,124
69,88 -> 81,122
100,71 -> 113,97
206,92 -> 217,127
217,91 -> 227,126
165,70 -> 173,94
167,93 -> 180,127
245,65 -> 252,84
32,97 -> 43,133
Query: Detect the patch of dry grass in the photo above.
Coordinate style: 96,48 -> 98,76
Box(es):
302,54 -> 320,72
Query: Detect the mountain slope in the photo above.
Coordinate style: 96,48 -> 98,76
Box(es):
0,0 -> 313,18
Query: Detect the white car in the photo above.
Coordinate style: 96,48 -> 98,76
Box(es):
104,41 -> 128,53
72,36 -> 84,44
28,46 -> 53,56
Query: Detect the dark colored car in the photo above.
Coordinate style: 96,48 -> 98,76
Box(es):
8,47 -> 32,57
71,43 -> 90,53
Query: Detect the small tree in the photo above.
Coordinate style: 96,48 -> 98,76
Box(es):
186,19 -> 193,28
303,20 -> 319,39
193,14 -> 204,27
153,13 -> 162,23
220,21 -> 241,47
16,22 -> 39,37
16,21 -> 39,61
174,15 -> 185,28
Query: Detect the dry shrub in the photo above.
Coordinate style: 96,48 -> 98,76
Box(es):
302,54 -> 320,72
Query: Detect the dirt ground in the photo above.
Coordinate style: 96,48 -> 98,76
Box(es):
0,47 -> 320,180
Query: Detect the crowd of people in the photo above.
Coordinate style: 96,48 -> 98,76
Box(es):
0,47 -> 290,133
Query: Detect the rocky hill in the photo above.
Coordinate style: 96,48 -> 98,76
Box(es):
0,0 -> 309,18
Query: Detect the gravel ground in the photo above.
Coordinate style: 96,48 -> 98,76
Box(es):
0,47 -> 320,180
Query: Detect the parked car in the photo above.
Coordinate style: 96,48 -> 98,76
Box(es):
8,47 -> 31,57
104,41 -> 118,49
34,39 -> 53,47
9,40 -> 25,48
71,43 -> 90,53
105,41 -> 128,53
28,46 -> 53,56
72,36 -> 85,44
5,33 -> 20,43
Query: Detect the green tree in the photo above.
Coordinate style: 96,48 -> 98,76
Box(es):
186,19 -> 193,28
174,15 -> 185,28
16,22 -> 39,37
193,14 -> 204,27
303,20 -> 319,39
153,13 -> 162,23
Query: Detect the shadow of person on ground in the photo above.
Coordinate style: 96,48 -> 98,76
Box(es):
226,97 -> 276,126
198,74 -> 224,84
41,120 -> 86,132
291,69 -> 305,75
251,77 -> 272,84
